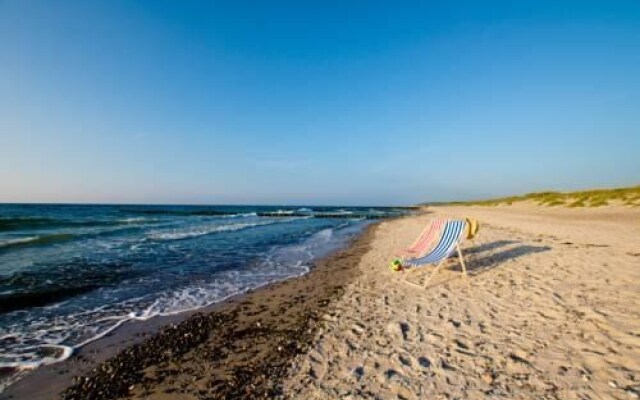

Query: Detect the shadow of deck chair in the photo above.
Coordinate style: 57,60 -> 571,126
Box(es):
401,219 -> 469,288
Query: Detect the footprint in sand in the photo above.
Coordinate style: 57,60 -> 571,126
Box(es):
384,368 -> 401,381
351,322 -> 365,336
353,366 -> 365,380
387,321 -> 413,342
306,349 -> 327,380
454,338 -> 470,350
397,353 -> 413,367
418,356 -> 431,368
449,319 -> 462,328
400,322 -> 411,341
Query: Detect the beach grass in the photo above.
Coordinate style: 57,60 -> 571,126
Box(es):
436,185 -> 640,208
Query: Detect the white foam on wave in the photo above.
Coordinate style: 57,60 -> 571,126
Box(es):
272,209 -> 294,214
128,227 -> 339,318
0,342 -> 74,392
148,220 -> 274,241
148,216 -> 311,241
222,212 -> 258,218
119,217 -> 157,224
0,236 -> 40,248
335,209 -> 354,214
0,258 -> 312,374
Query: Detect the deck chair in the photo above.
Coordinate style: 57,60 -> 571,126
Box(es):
401,219 -> 468,287
397,218 -> 446,259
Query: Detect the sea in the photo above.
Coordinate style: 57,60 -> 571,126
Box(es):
0,203 -> 407,385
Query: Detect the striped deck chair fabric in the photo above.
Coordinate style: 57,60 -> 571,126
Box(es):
399,218 -> 446,258
404,220 -> 466,267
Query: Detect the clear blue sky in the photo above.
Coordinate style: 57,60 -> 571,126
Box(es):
1,1 -> 639,205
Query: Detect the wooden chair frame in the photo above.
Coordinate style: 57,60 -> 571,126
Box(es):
401,242 -> 469,288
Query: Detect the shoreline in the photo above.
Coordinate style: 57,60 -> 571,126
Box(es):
6,202 -> 639,399
3,222 -> 380,399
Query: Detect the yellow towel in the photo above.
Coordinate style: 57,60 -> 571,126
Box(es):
465,218 -> 480,239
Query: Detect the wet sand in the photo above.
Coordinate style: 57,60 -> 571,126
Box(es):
2,224 -> 378,400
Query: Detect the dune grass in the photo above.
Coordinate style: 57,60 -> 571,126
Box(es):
440,185 -> 640,208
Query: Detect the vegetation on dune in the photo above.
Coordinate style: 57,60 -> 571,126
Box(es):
434,185 -> 640,208
568,200 -> 586,208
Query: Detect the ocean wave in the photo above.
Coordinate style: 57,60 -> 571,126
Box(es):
147,220 -> 277,241
120,209 -> 237,217
0,234 -> 76,250
0,216 -> 159,233
0,343 -> 73,372
221,212 -> 258,218
0,237 -> 40,248
117,217 -> 158,224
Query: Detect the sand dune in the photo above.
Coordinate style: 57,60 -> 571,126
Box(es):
284,204 -> 640,399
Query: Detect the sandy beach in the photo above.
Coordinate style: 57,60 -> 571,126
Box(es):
284,203 -> 640,399
4,203 -> 639,399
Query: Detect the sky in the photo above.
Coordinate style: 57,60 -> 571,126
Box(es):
1,1 -> 639,206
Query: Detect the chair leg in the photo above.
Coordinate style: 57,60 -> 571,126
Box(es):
399,268 -> 423,289
423,258 -> 446,287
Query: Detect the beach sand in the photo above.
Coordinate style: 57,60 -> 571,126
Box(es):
4,203 -> 640,399
284,203 -> 640,399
